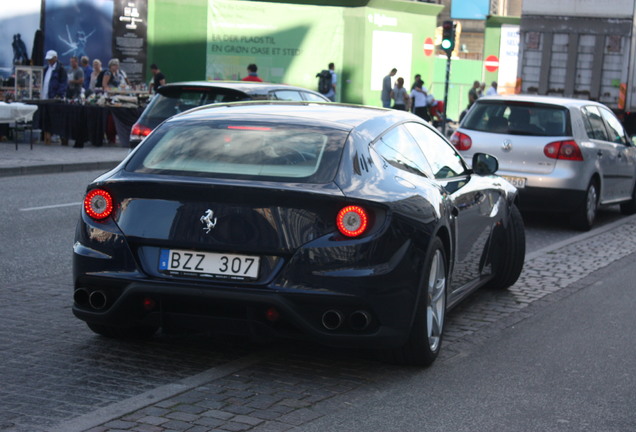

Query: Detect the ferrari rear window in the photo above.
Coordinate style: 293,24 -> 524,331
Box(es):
462,101 -> 570,136
127,120 -> 347,183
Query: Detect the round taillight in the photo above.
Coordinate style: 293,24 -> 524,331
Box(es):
84,189 -> 114,220
336,205 -> 369,237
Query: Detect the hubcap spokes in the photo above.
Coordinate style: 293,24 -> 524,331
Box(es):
426,250 -> 446,352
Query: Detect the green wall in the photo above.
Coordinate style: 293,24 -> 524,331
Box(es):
146,0 -> 444,107
147,0 -> 208,84
432,57 -> 482,121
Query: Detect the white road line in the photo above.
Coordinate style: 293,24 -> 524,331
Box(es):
20,202 -> 82,211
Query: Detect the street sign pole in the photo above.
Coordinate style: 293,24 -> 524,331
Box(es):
442,51 -> 451,136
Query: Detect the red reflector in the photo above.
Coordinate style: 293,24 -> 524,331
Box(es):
265,307 -> 280,322
142,297 -> 156,311
84,189 -> 114,220
227,125 -> 272,131
336,205 -> 369,237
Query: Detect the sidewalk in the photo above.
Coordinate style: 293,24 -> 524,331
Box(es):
0,140 -> 130,177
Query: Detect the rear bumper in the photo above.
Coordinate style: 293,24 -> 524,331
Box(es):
516,186 -> 586,212
72,275 -> 414,349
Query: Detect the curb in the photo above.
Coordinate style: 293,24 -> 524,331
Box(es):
0,161 -> 121,178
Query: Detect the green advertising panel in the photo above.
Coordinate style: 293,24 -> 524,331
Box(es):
207,0 -> 343,93
361,6 -> 439,107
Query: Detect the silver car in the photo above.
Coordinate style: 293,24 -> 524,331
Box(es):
451,95 -> 636,230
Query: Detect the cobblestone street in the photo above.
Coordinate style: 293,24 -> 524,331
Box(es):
2,214 -> 634,432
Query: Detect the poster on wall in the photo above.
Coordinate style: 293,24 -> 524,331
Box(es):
112,0 -> 147,85
43,0 -> 113,69
0,1 -> 41,80
498,24 -> 520,95
370,30 -> 413,92
207,0 -> 343,91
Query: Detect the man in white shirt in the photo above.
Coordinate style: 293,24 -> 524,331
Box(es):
410,84 -> 430,121
486,81 -> 499,96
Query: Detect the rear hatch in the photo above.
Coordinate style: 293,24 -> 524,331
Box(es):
113,116 -> 356,284
102,178 -> 348,284
457,100 -> 572,175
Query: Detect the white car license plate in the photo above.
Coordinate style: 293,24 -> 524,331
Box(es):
159,249 -> 260,280
502,175 -> 527,189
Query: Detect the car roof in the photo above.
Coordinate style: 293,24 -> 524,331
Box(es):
167,101 -> 425,135
476,94 -> 606,109
157,80 -> 327,98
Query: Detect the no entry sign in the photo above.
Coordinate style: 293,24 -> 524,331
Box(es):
423,37 -> 434,56
485,55 -> 499,72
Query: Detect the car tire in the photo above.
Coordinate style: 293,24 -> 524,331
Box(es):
87,323 -> 158,339
620,182 -> 636,215
379,237 -> 447,367
570,181 -> 598,231
489,204 -> 525,290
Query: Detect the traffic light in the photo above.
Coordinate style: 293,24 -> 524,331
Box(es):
441,20 -> 456,54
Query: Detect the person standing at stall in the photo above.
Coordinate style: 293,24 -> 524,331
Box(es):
149,64 -> 166,93
66,56 -> 84,99
41,50 -> 68,145
102,58 -> 128,91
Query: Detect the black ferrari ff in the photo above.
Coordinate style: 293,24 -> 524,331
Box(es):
73,102 -> 525,366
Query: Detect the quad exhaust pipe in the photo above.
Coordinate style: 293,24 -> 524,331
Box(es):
73,288 -> 89,307
74,288 -> 108,310
321,310 -> 344,330
350,310 -> 371,331
321,309 -> 371,331
89,290 -> 108,310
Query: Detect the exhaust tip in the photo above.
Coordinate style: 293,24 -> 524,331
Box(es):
350,310 -> 371,331
88,290 -> 107,310
321,310 -> 344,331
73,288 -> 89,307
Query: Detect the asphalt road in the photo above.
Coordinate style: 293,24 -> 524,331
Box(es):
1,169 -> 635,432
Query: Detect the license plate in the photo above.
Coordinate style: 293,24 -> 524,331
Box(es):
502,175 -> 527,189
159,249 -> 260,280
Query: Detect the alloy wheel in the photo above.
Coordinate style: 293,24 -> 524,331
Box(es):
426,249 -> 446,352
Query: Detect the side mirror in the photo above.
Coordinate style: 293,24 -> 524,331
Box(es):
472,153 -> 499,175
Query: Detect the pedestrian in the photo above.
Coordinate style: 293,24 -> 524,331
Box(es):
66,56 -> 84,99
89,59 -> 102,91
468,80 -> 480,109
149,64 -> 166,93
381,68 -> 397,108
410,83 -> 430,121
41,50 -> 68,145
42,50 -> 67,100
391,77 -> 409,111
242,63 -> 263,82
477,82 -> 486,98
460,80 -> 481,121
411,73 -> 425,91
486,81 -> 498,96
324,62 -> 337,102
81,56 -> 92,93
102,58 -> 128,91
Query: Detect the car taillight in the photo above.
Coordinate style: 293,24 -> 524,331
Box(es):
130,123 -> 152,139
450,131 -> 472,151
544,140 -> 583,161
84,189 -> 114,220
336,205 -> 369,237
